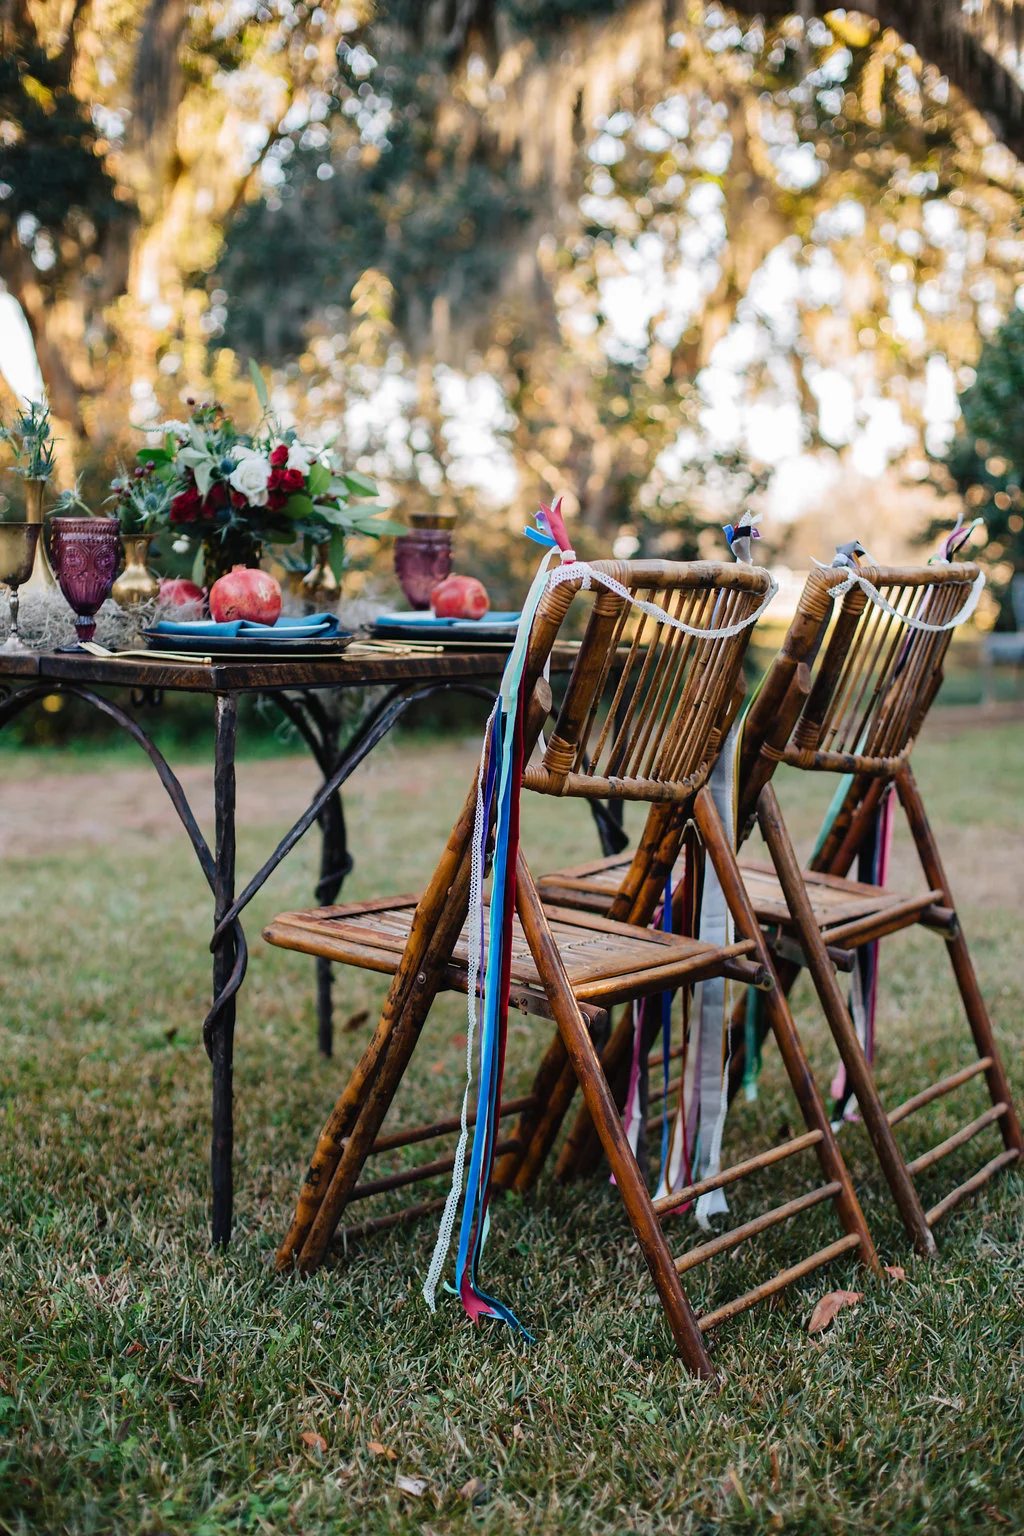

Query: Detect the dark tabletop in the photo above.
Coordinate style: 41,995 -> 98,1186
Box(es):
0,644 -> 579,694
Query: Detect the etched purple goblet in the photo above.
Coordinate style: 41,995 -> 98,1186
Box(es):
49,516 -> 122,646
393,527 -> 453,609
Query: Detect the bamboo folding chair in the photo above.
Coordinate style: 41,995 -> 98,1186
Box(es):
544,560 -> 1023,1256
263,559 -> 880,1376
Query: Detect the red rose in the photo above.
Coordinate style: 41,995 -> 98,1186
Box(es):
170,486 -> 201,522
283,468 -> 305,491
270,444 -> 288,468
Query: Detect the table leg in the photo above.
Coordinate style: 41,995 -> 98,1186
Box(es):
315,784 -> 351,1058
211,693 -> 238,1247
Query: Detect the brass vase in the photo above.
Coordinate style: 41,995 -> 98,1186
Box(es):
112,533 -> 160,608
21,477 -> 56,593
203,531 -> 263,585
301,540 -> 339,608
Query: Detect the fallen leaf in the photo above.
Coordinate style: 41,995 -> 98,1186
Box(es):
451,1032 -> 467,1048
885,1265 -> 906,1282
124,1342 -> 145,1358
396,1474 -> 428,1498
367,1440 -> 397,1460
342,1008 -> 369,1034
301,1431 -> 328,1453
512,1423 -> 525,1442
459,1478 -> 484,1501
430,1060 -> 446,1075
808,1289 -> 862,1334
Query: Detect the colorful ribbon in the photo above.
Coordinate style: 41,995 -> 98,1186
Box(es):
424,505 -> 775,1330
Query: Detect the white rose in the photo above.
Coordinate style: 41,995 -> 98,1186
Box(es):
286,442 -> 314,475
228,450 -> 271,506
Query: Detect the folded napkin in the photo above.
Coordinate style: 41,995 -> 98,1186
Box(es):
374,610 -> 520,631
151,614 -> 349,639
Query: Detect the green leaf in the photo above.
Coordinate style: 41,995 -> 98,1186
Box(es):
307,461 -> 331,497
348,513 -> 406,538
285,492 -> 316,519
328,529 -> 348,582
191,545 -> 205,587
342,471 -> 378,497
137,448 -> 171,465
249,357 -> 269,411
307,504 -> 350,528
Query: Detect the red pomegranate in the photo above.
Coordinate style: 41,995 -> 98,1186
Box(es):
430,574 -> 490,620
159,578 -> 205,606
209,565 -> 282,625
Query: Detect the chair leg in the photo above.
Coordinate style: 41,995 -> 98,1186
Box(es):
276,999 -> 409,1270
515,855 -> 717,1379
276,777 -> 481,1272
277,677 -> 559,1272
896,764 -> 1024,1157
554,813 -> 695,1185
553,1009 -> 634,1183
693,786 -> 882,1277
756,783 -> 938,1258
492,1031 -> 571,1191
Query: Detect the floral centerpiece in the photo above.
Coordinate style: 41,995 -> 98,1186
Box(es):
138,363 -> 403,584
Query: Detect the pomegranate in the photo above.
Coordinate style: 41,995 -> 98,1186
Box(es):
209,565 -> 282,625
159,578 -> 205,606
430,574 -> 490,621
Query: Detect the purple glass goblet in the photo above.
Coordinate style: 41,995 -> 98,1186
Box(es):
49,516 -> 122,645
393,527 -> 453,609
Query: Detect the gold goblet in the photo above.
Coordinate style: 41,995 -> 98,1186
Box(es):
0,523 -> 42,652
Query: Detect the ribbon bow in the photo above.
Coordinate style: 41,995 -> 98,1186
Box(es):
723,511 -> 762,565
525,494 -> 576,562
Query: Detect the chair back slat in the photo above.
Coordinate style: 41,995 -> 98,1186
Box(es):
523,560 -> 771,806
745,561 -> 978,783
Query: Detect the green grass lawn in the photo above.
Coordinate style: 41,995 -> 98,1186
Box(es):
0,722 -> 1022,1534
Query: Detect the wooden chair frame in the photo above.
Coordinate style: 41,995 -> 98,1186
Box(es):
264,560 -> 881,1376
549,561 -> 1022,1256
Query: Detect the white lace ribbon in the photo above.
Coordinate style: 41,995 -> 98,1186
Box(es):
813,560 -> 985,633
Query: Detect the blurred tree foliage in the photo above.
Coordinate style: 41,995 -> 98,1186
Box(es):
940,307 -> 1024,626
0,2 -> 131,430
2,0 -> 1024,607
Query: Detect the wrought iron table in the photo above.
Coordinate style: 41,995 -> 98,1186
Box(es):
0,645 -> 622,1248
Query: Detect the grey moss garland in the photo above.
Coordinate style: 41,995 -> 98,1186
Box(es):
0,588 -> 385,651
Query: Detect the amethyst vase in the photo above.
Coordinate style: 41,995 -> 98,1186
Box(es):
393,527 -> 453,609
49,516 -> 122,644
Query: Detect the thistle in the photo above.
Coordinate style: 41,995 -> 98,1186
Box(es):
0,400 -> 58,481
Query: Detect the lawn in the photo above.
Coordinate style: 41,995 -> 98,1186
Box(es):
0,716 -> 1021,1534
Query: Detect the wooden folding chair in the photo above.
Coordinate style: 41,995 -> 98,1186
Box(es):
264,559 -> 880,1376
547,561 -> 1023,1256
